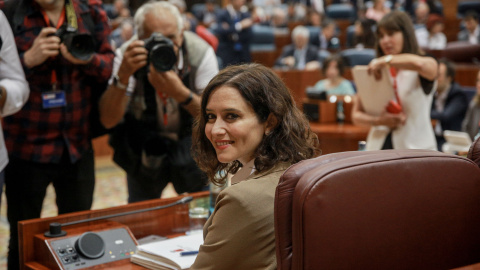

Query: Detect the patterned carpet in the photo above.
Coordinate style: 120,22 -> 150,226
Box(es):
0,156 -> 177,270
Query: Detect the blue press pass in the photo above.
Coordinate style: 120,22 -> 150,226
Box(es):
42,91 -> 67,108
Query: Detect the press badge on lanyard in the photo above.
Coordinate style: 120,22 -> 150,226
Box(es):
42,87 -> 67,109
40,0 -> 75,109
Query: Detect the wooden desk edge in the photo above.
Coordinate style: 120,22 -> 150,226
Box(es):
19,191 -> 210,270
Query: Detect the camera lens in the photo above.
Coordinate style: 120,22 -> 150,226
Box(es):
65,33 -> 95,61
150,44 -> 176,72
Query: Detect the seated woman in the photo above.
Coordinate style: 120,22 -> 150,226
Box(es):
352,18 -> 376,49
365,0 -> 390,22
190,63 -> 318,269
426,14 -> 446,49
310,54 -> 356,96
351,11 -> 438,151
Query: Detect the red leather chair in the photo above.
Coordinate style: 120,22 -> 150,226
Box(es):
275,147 -> 480,270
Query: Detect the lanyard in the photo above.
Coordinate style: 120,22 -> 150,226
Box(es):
41,9 -> 66,89
389,67 -> 402,108
40,0 -> 77,89
158,92 -> 168,126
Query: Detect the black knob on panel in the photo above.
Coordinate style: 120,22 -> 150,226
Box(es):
44,222 -> 67,238
75,232 -> 105,259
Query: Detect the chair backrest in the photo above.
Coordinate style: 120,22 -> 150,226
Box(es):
340,48 -> 376,66
468,136 -> 480,167
442,41 -> 480,64
345,25 -> 355,48
457,0 -> 480,18
325,4 -> 356,20
275,149 -> 480,270
250,25 -> 276,52
305,26 -> 321,46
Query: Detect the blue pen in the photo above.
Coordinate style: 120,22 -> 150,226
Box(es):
180,250 -> 199,256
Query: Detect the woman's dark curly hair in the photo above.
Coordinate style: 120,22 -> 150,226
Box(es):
192,63 -> 319,185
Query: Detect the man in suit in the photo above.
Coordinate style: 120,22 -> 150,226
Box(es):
275,25 -> 320,70
431,59 -> 469,151
215,0 -> 253,67
458,11 -> 480,44
310,18 -> 339,50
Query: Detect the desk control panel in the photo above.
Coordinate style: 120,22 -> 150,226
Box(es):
49,228 -> 137,270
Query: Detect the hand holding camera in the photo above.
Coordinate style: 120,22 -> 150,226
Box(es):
147,65 -> 186,100
59,43 -> 93,65
24,27 -> 60,68
118,40 -> 148,80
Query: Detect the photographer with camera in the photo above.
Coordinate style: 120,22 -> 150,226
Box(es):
1,0 -> 114,269
99,1 -> 218,203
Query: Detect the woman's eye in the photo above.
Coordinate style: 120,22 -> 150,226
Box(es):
226,113 -> 239,120
206,114 -> 216,121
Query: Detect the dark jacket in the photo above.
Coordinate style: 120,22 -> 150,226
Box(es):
274,44 -> 319,68
215,7 -> 252,66
431,82 -> 469,132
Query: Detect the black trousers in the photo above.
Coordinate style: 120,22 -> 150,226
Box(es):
5,149 -> 95,270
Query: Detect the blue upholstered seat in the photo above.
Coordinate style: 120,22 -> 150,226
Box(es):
250,25 -> 276,52
340,48 -> 376,66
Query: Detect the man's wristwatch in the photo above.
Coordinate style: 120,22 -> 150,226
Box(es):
179,91 -> 194,106
113,74 -> 128,90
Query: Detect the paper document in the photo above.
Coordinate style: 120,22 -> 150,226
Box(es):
131,232 -> 203,270
352,65 -> 395,116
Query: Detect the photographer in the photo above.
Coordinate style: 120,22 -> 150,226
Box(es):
1,0 -> 114,269
99,1 -> 218,203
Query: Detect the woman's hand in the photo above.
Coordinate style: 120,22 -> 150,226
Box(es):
367,56 -> 389,80
375,111 -> 406,129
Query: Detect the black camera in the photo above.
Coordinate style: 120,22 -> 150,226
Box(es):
144,32 -> 177,72
55,26 -> 95,61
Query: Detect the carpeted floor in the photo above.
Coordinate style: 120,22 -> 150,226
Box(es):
0,156 -> 177,270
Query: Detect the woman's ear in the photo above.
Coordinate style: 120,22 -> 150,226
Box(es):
265,113 -> 278,135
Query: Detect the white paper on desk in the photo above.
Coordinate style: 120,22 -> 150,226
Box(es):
132,233 -> 203,270
352,65 -> 395,116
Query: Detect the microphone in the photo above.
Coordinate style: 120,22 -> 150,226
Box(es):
44,196 -> 193,238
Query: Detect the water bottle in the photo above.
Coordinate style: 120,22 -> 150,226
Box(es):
358,141 -> 366,151
337,100 -> 345,124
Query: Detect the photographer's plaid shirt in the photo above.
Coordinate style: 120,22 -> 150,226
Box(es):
1,0 -> 114,163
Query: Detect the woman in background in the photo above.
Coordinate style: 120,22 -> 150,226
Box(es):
311,54 -> 355,96
462,70 -> 480,140
351,11 -> 438,150
365,0 -> 390,22
352,18 -> 376,49
426,14 -> 447,49
190,63 -> 318,269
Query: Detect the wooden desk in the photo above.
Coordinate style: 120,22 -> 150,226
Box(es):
309,122 -> 370,154
19,191 -> 209,270
274,69 -> 322,108
456,64 -> 480,87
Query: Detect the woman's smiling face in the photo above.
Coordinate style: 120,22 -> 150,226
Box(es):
204,86 -> 269,165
